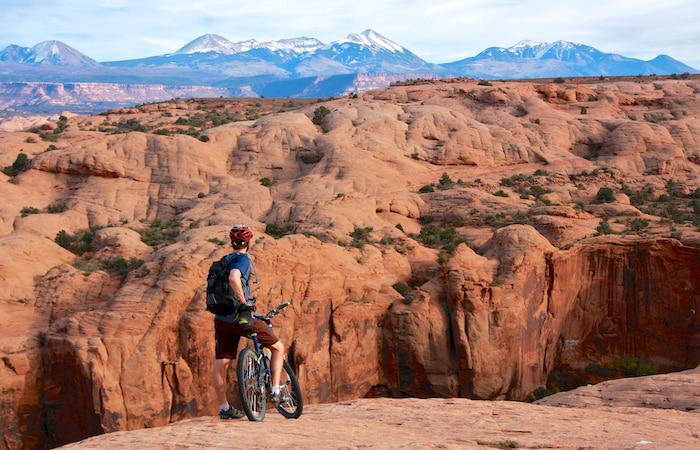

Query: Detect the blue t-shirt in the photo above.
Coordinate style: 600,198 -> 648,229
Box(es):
214,252 -> 254,323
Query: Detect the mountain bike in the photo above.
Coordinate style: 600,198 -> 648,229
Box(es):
236,301 -> 303,421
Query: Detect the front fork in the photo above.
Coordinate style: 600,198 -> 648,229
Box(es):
250,333 -> 271,393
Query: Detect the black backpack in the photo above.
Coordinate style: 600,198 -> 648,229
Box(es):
205,254 -> 242,315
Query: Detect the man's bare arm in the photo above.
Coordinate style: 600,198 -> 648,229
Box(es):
228,269 -> 247,303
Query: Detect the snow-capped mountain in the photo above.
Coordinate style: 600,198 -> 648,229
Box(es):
333,29 -> 407,53
1,33 -> 697,110
443,40 -> 698,78
307,29 -> 440,74
173,34 -> 244,55
260,37 -> 324,54
173,34 -> 325,56
0,40 -> 98,67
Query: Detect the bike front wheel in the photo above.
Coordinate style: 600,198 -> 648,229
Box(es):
276,360 -> 303,419
237,347 -> 266,421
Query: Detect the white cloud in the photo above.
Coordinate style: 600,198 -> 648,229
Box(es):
0,0 -> 698,67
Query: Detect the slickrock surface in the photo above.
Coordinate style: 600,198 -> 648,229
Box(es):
60,397 -> 700,449
1,76 -> 700,448
537,366 -> 700,412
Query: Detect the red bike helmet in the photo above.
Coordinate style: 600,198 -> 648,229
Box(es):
229,224 -> 253,247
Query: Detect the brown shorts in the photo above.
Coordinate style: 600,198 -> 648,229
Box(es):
214,318 -> 279,360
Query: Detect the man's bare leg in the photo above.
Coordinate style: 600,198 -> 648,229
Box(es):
270,340 -> 285,390
213,358 -> 230,409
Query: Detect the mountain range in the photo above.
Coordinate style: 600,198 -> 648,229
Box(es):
0,29 -> 697,110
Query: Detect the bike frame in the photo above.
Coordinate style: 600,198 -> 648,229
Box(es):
249,330 -> 271,391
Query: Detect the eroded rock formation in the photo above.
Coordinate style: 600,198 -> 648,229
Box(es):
1,76 -> 699,448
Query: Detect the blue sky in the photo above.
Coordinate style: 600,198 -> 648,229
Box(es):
1,0 -> 699,67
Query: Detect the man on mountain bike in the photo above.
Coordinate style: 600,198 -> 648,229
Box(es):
212,224 -> 287,419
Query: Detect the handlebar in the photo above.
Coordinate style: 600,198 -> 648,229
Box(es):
252,301 -> 291,323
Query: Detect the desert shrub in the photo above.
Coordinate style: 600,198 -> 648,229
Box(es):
25,136 -> 36,143
45,144 -> 58,151
39,131 -> 58,142
627,218 -> 649,232
418,184 -> 435,193
533,169 -> 549,176
47,201 -> 68,213
153,128 -> 172,135
411,224 -> 469,253
259,177 -> 275,187
2,153 -> 30,176
55,228 -> 96,255
20,206 -> 41,217
491,278 -> 504,286
580,106 -> 588,115
175,114 -> 206,127
585,357 -> 658,378
437,172 -> 454,190
99,256 -> 144,277
349,226 -> 373,247
198,135 -> 210,142
207,237 -> 226,246
265,223 -> 295,239
312,106 -> 331,125
392,281 -> 411,297
197,192 -> 206,199
595,187 -> 615,203
553,77 -> 566,84
528,185 -> 551,199
477,80 -> 492,86
500,173 -> 534,187
138,219 -> 181,246
111,118 -> 149,133
493,190 -> 509,197
596,217 -> 614,235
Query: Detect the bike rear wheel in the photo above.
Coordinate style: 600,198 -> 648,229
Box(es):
276,360 -> 303,419
237,347 -> 266,421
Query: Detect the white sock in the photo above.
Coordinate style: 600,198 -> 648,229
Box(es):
219,401 -> 230,411
271,385 -> 280,395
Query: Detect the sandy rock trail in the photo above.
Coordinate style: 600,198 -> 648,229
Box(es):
60,398 -> 700,449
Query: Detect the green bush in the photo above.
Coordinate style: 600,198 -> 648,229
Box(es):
2,153 -> 30,176
260,177 -> 276,187
418,184 -> 435,193
175,114 -> 206,128
99,256 -> 144,277
265,223 -> 296,239
533,169 -> 549,176
392,281 -> 411,297
627,218 -> 650,232
596,217 -> 614,235
39,132 -> 58,142
491,278 -> 504,286
138,219 -> 181,246
312,106 -> 331,125
47,201 -> 68,213
493,190 -> 509,197
500,173 -> 534,187
580,106 -> 588,115
20,206 -> 41,217
197,192 -> 206,199
595,187 -> 615,203
437,172 -> 454,190
349,226 -> 373,247
207,237 -> 227,246
477,80 -> 492,86
25,136 -> 36,143
411,224 -> 469,253
553,77 -> 566,84
55,228 -> 96,255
